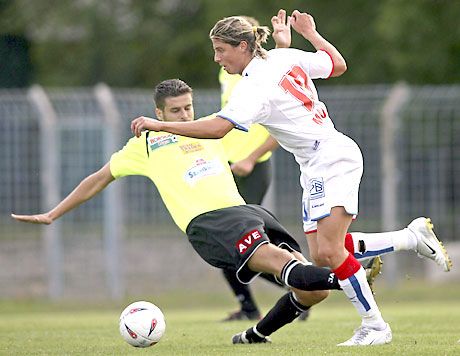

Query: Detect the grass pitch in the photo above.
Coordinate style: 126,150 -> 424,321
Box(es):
1,283 -> 459,355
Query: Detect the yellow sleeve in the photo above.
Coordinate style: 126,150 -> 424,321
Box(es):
110,134 -> 149,179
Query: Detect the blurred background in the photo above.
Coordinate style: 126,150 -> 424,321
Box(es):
0,0 -> 459,300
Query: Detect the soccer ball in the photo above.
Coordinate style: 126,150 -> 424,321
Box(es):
119,301 -> 166,347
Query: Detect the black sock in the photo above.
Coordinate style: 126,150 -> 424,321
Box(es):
281,260 -> 340,291
222,268 -> 258,312
259,272 -> 285,287
245,292 -> 310,339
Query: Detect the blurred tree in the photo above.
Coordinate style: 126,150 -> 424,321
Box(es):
0,34 -> 32,87
376,0 -> 460,84
0,0 -> 458,88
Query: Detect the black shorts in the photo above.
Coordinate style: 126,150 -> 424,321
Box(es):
186,204 -> 301,284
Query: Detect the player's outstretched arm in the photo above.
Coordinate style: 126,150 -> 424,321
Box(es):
11,163 -> 115,225
131,116 -> 234,139
290,9 -> 347,77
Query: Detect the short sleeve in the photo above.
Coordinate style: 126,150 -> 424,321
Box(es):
110,135 -> 149,179
300,50 -> 334,79
217,79 -> 270,131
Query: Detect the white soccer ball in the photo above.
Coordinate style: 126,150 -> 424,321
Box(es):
119,301 -> 166,347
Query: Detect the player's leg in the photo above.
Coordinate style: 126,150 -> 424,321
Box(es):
234,249 -> 323,344
306,230 -> 383,294
345,218 -> 452,272
221,268 -> 261,321
232,288 -> 325,344
246,243 -> 340,291
315,207 -> 391,346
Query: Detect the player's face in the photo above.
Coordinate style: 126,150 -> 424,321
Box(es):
156,93 -> 194,122
212,38 -> 251,75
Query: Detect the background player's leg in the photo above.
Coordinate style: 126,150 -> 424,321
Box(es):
221,268 -> 261,321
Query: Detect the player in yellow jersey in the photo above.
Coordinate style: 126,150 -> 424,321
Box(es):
12,79 -> 344,344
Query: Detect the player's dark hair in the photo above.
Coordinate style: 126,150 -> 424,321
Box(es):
154,79 -> 193,110
210,16 -> 270,59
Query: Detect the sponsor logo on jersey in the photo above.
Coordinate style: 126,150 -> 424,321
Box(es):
236,229 -> 263,254
184,158 -> 224,185
179,142 -> 204,154
148,134 -> 178,151
311,202 -> 325,209
309,177 -> 325,199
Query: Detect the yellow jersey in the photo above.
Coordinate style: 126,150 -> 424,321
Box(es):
219,68 -> 272,164
110,131 -> 245,232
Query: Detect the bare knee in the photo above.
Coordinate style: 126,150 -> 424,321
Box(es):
316,244 -> 348,268
247,243 -> 295,275
293,289 -> 329,307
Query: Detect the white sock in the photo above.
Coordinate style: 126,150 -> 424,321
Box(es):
338,267 -> 386,330
352,228 -> 417,259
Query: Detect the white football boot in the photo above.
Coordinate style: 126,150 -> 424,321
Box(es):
407,217 -> 452,272
337,323 -> 392,346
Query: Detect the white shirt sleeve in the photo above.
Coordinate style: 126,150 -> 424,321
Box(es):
276,48 -> 333,80
216,79 -> 270,131
300,50 -> 334,79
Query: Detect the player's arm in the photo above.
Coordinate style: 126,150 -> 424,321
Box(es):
131,116 -> 234,139
289,9 -> 347,77
11,163 -> 115,224
231,136 -> 279,177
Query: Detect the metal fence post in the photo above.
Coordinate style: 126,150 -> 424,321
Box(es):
262,154 -> 277,215
380,82 -> 410,284
94,83 -> 124,299
28,85 -> 63,299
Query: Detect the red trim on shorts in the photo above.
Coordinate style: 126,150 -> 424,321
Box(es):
304,229 -> 317,235
332,252 -> 361,280
319,49 -> 334,79
344,233 -> 354,254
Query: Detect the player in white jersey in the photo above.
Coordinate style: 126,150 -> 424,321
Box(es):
130,9 -> 452,346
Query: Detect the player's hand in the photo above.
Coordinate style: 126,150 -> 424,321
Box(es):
11,213 -> 52,225
271,9 -> 291,48
131,116 -> 162,137
230,159 -> 255,177
290,10 -> 317,39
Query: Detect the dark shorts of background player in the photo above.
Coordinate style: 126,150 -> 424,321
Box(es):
186,204 -> 301,284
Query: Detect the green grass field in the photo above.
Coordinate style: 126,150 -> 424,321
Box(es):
1,283 -> 459,355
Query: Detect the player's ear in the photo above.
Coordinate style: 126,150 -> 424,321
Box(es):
239,41 -> 249,52
155,108 -> 164,121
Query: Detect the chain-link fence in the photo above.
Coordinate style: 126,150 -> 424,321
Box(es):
1,84 -> 459,299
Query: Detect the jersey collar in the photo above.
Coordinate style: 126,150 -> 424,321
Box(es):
242,56 -> 265,77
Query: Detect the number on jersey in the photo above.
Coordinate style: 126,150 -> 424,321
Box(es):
279,65 -> 328,125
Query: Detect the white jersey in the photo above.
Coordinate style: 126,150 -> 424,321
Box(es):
218,48 -> 342,167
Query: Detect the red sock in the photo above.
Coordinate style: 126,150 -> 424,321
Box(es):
344,233 -> 354,254
333,252 -> 361,280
